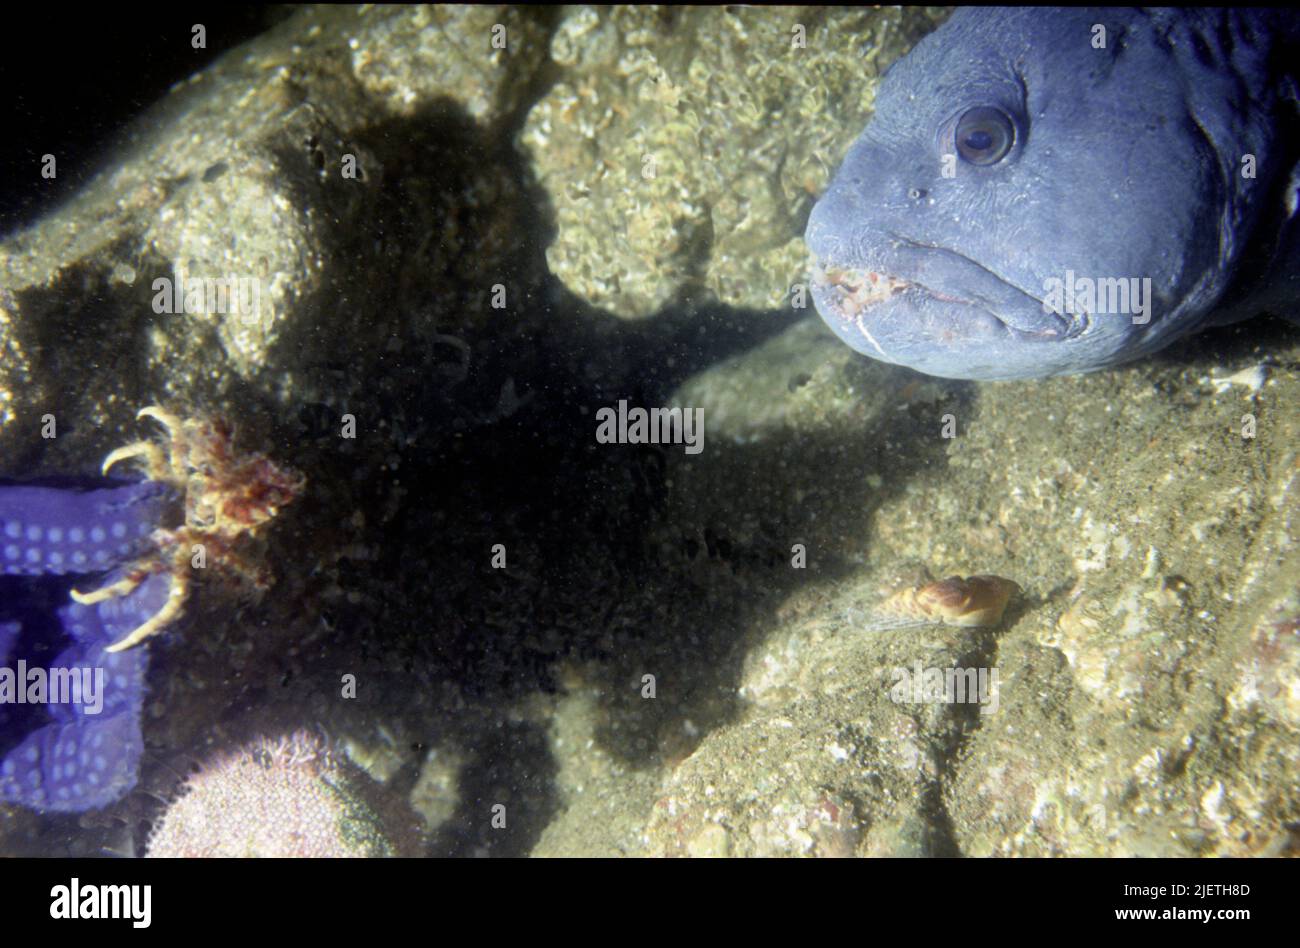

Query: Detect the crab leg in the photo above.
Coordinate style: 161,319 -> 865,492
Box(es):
104,576 -> 189,652
137,405 -> 183,431
71,570 -> 147,606
101,441 -> 168,478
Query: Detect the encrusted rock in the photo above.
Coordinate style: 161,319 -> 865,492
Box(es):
521,5 -> 950,319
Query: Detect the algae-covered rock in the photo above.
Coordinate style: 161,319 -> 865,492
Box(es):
620,314 -> 1300,857
521,5 -> 950,320
0,4 -> 551,453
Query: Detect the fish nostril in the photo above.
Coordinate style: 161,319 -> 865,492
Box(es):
908,187 -> 926,201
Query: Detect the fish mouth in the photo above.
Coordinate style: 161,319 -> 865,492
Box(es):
809,239 -> 1086,354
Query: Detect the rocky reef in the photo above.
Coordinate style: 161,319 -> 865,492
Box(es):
1,5 -> 1296,857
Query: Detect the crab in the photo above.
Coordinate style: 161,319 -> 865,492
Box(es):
72,406 -> 305,652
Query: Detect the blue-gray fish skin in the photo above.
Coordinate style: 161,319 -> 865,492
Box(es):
806,7 -> 1300,380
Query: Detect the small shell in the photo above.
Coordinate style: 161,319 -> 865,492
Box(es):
865,574 -> 1020,631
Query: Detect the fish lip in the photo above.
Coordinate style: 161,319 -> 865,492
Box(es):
810,237 -> 1086,342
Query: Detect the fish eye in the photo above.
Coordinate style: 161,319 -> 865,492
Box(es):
954,106 -> 1016,166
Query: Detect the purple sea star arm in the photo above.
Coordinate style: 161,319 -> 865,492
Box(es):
0,481 -> 170,577
0,479 -> 174,813
0,623 -> 18,660
0,571 -> 165,812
